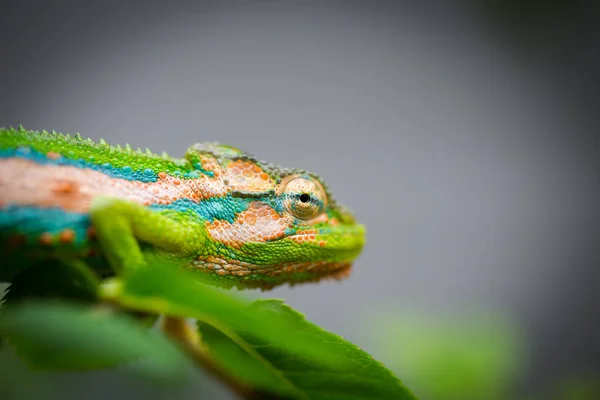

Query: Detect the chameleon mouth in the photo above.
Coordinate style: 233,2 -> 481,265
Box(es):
287,223 -> 366,256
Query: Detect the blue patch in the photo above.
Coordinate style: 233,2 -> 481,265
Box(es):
0,205 -> 90,245
150,196 -> 250,224
267,197 -> 285,214
0,147 -> 159,183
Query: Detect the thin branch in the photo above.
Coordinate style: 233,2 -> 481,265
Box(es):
161,316 -> 258,399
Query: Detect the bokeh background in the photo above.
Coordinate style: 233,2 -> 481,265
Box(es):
1,1 -> 599,399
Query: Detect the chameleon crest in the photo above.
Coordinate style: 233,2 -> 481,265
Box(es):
0,127 -> 365,289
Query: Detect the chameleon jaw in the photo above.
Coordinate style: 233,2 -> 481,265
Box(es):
190,256 -> 354,290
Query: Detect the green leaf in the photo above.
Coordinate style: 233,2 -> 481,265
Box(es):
104,263 -> 415,398
0,301 -> 189,382
198,299 -> 416,400
198,322 -> 302,399
107,264 -> 348,368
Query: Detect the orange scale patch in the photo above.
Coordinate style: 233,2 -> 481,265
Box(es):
244,213 -> 257,225
206,202 -> 290,248
295,229 -> 317,236
289,229 -> 319,243
199,156 -> 222,176
224,160 -> 274,193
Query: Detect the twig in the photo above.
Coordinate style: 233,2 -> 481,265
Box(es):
161,316 -> 257,399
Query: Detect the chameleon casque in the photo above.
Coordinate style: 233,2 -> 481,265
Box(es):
0,127 -> 365,290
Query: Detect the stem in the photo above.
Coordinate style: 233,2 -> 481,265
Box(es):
161,316 -> 256,399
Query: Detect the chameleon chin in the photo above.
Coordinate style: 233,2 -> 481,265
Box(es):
0,127 -> 365,290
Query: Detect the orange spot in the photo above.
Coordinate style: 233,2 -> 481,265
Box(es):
319,241 -> 326,247
260,173 -> 269,181
244,213 -> 257,225
173,179 -> 181,185
158,172 -> 167,179
52,181 -> 76,194
39,232 -> 53,246
47,151 -> 61,159
59,229 -> 75,244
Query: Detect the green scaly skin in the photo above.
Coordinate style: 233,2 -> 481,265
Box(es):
0,127 -> 365,290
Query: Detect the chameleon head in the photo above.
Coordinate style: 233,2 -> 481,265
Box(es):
186,143 -> 366,289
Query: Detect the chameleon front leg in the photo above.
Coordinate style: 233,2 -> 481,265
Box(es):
90,197 -> 204,273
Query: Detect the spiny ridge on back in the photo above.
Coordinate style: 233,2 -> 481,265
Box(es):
0,126 -> 189,180
0,126 -> 168,159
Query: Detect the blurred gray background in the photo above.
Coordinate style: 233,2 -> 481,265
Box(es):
1,1 -> 599,399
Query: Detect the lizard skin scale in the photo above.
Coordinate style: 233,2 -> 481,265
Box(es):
0,127 -> 365,289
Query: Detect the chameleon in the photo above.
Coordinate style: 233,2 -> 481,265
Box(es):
0,126 -> 365,290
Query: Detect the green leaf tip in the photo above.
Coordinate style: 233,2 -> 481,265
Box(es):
197,298 -> 417,399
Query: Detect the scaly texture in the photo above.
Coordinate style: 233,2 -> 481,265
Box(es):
0,126 -> 365,289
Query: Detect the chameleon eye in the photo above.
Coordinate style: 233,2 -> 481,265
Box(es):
281,176 -> 327,220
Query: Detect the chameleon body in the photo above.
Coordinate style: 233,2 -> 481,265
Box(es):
0,127 -> 365,289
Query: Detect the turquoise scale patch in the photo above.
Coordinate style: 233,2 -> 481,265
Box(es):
0,205 -> 90,245
0,147 -> 158,182
193,161 -> 215,178
150,195 -> 286,223
1,146 -> 215,182
150,196 -> 250,224
284,227 -> 297,236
